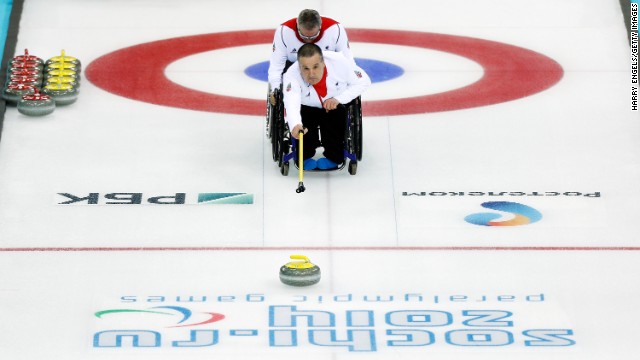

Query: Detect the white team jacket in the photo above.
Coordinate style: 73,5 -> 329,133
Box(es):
282,51 -> 371,131
268,17 -> 355,91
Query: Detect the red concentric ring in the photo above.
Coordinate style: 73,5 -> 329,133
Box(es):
85,29 -> 563,116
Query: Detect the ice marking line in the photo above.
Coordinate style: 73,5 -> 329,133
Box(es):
387,117 -> 400,246
2,246 -> 640,252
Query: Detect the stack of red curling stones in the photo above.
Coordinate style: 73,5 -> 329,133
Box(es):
2,49 -> 80,116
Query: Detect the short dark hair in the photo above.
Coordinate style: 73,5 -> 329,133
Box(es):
297,43 -> 323,61
297,9 -> 321,30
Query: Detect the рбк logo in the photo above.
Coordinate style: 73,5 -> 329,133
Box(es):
56,192 -> 253,205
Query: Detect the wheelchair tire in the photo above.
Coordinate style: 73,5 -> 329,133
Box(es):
345,97 -> 363,162
269,88 -> 284,162
265,92 -> 272,139
273,117 -> 282,164
348,160 -> 357,175
280,161 -> 289,176
354,97 -> 363,161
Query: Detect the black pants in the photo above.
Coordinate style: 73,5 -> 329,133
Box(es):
300,105 -> 346,164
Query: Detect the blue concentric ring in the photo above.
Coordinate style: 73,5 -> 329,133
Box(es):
244,58 -> 404,83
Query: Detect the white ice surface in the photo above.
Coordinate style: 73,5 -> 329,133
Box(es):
0,0 -> 638,359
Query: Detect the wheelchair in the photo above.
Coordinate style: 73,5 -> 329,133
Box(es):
266,86 -> 363,176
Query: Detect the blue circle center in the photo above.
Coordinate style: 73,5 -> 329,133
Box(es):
244,58 -> 403,83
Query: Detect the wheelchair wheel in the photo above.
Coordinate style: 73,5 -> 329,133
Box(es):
272,111 -> 281,163
345,97 -> 363,161
267,86 -> 292,175
265,90 -> 272,139
269,88 -> 283,162
274,116 -> 291,172
273,121 -> 285,167
277,127 -> 291,170
353,97 -> 363,161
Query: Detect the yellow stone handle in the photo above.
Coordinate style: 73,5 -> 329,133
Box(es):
285,255 -> 315,269
290,254 -> 309,262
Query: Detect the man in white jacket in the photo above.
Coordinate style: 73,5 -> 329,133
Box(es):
268,9 -> 355,105
283,43 -> 370,170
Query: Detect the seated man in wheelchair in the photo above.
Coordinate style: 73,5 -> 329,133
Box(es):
267,9 -> 355,106
282,43 -> 370,170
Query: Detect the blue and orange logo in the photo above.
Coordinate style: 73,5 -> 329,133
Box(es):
465,201 -> 542,226
95,306 -> 225,328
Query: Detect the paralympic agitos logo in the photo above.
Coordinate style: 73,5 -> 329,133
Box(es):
465,201 -> 542,226
95,306 -> 225,328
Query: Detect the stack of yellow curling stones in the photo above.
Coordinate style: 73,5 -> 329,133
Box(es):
2,49 -> 80,116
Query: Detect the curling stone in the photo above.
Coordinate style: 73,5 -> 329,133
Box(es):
9,60 -> 43,73
7,67 -> 43,80
10,49 -> 43,65
2,83 -> 36,103
45,50 -> 81,72
45,75 -> 79,89
42,82 -> 79,105
8,74 -> 42,88
17,89 -> 55,116
45,68 -> 80,82
279,255 -> 321,286
44,61 -> 79,74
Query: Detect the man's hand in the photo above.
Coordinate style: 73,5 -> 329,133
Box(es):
323,98 -> 340,112
291,124 -> 308,139
269,91 -> 277,106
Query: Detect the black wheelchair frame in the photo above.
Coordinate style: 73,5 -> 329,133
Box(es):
266,87 -> 363,176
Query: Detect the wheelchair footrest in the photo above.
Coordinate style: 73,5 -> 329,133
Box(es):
291,161 -> 347,172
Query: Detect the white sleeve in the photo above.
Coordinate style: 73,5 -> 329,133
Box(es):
334,63 -> 371,105
268,26 -> 289,91
282,70 -> 303,131
334,24 -> 356,67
